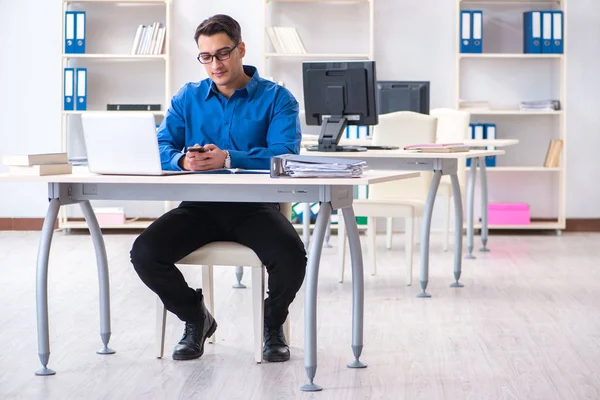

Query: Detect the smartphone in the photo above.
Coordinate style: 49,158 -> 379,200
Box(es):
188,146 -> 206,153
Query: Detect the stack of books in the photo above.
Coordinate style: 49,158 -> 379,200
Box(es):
130,22 -> 166,55
266,26 -> 307,54
2,153 -> 72,176
544,139 -> 563,167
404,143 -> 470,153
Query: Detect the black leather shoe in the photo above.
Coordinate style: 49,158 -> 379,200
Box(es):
263,323 -> 290,362
173,290 -> 217,361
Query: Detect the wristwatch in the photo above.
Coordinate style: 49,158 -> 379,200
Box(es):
223,150 -> 231,168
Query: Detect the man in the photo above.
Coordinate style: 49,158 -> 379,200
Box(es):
130,14 -> 306,363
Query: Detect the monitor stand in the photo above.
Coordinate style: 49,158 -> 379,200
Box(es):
306,116 -> 367,152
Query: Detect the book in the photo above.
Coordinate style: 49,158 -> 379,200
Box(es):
9,163 -> 72,176
107,104 -> 161,111
404,143 -> 470,153
544,139 -> 563,167
2,152 -> 68,166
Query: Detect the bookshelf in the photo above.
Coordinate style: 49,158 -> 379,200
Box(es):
455,0 -> 567,231
59,0 -> 171,231
262,0 -> 374,108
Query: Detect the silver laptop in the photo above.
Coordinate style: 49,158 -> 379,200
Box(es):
81,112 -> 190,175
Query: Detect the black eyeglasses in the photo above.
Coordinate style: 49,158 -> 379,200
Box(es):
197,43 -> 240,64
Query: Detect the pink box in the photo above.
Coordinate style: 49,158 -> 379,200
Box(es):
488,203 -> 530,225
94,207 -> 126,226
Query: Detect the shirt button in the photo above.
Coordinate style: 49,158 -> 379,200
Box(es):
225,122 -> 229,126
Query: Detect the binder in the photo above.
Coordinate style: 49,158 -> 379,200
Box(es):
64,12 -> 76,53
75,12 -> 86,54
76,68 -> 87,110
541,11 -> 553,53
466,124 -> 474,167
484,123 -> 496,167
64,68 -> 75,111
471,11 -> 483,53
460,11 -> 471,53
523,11 -> 542,54
552,10 -> 564,54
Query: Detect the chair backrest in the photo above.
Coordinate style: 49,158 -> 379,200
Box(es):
369,111 -> 438,202
430,108 -> 471,185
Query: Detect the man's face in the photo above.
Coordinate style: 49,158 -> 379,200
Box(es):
197,32 -> 245,87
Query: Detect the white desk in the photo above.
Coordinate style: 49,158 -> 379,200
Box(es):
300,148 -> 504,297
0,169 -> 418,392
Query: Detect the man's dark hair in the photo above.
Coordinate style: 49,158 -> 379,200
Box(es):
194,14 -> 242,44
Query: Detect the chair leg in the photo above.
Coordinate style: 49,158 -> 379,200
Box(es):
367,217 -> 377,276
252,267 -> 265,363
283,315 -> 291,345
405,217 -> 414,286
415,217 -> 421,246
443,195 -> 451,252
338,216 -> 347,283
155,296 -> 167,358
202,265 -> 216,344
386,217 -> 393,249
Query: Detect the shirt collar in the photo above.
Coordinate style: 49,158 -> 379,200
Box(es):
204,65 -> 260,101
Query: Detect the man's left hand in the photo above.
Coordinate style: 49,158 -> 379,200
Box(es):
189,144 -> 227,171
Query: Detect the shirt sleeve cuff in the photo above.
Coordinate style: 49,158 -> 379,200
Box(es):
227,150 -> 243,169
171,153 -> 185,171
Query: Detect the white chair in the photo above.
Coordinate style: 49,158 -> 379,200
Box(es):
155,204 -> 292,364
430,108 -> 471,251
338,111 -> 437,285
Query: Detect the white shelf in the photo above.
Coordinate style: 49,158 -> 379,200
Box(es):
58,220 -> 154,230
64,0 -> 168,4
460,0 -> 561,3
474,221 -> 562,230
268,0 -> 370,2
459,53 -> 564,59
62,54 -> 167,60
486,166 -> 561,172
265,53 -> 370,59
464,110 -> 562,116
62,110 -> 165,115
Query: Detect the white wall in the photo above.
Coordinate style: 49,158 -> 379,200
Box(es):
1,0 -> 599,220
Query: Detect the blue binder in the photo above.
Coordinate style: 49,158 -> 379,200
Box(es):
552,11 -> 563,54
541,11 -> 553,53
76,68 -> 87,110
460,11 -> 472,53
471,11 -> 483,53
63,68 -> 75,111
64,12 -> 76,53
484,123 -> 496,167
523,11 -> 542,53
74,12 -> 86,54
466,123 -> 474,167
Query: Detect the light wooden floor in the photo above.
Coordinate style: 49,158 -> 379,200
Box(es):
1,230 -> 600,399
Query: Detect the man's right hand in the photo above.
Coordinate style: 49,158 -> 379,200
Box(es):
179,145 -> 210,171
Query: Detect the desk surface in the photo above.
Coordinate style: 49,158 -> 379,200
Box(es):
300,148 -> 504,159
0,170 -> 419,186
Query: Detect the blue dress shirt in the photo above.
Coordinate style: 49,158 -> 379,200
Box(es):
157,65 -> 301,170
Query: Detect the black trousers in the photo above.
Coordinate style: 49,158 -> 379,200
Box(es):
130,201 -> 307,328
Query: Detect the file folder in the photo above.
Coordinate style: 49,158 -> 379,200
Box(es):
76,68 -> 87,110
467,123 -> 474,167
541,11 -> 553,53
75,12 -> 86,54
460,11 -> 471,53
63,68 -> 75,111
471,11 -> 483,53
484,123 -> 496,167
64,12 -> 76,53
523,11 -> 542,54
552,11 -> 563,54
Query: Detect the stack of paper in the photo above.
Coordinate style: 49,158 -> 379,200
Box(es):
404,143 -> 470,153
271,154 -> 367,178
519,100 -> 561,112
2,153 -> 72,175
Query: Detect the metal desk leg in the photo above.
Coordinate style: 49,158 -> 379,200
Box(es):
418,170 -> 442,298
341,206 -> 367,369
80,201 -> 115,355
324,219 -> 332,248
479,158 -> 490,252
450,174 -> 464,288
465,159 -> 477,260
35,199 -> 61,376
232,266 -> 246,289
301,202 -> 331,392
302,203 -> 311,251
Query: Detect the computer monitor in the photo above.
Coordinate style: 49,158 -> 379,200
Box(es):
376,81 -> 430,115
302,60 -> 378,152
